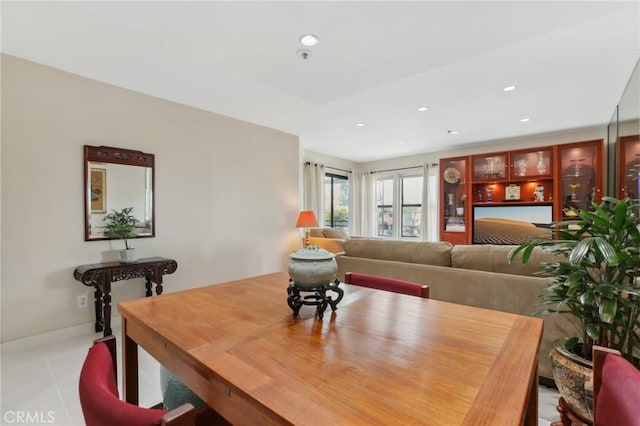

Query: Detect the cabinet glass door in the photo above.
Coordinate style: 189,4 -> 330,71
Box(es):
558,141 -> 602,218
619,135 -> 640,202
442,158 -> 467,233
510,148 -> 553,179
472,153 -> 507,181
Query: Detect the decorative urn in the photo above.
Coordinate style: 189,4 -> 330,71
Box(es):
288,246 -> 337,289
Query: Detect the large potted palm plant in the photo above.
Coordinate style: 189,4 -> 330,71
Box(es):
103,206 -> 140,263
509,196 -> 640,422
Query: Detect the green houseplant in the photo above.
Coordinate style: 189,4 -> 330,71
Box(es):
103,206 -> 140,263
508,196 -> 640,420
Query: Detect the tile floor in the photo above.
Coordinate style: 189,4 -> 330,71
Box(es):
1,321 -> 561,425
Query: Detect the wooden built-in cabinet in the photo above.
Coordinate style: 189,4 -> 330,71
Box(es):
618,134 -> 640,202
471,147 -> 554,205
439,156 -> 470,245
440,139 -> 604,244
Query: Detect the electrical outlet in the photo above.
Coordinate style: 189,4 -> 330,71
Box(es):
77,294 -> 89,308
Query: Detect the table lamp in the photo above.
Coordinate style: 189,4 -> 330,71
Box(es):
296,210 -> 318,248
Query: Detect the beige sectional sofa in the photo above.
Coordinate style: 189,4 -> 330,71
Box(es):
335,239 -> 576,382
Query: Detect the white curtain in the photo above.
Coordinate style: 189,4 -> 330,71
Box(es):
349,171 -> 376,237
303,162 -> 325,227
421,163 -> 439,241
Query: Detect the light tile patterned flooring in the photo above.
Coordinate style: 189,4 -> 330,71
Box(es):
1,322 -> 561,425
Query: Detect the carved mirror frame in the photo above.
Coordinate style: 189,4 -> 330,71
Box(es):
84,145 -> 155,241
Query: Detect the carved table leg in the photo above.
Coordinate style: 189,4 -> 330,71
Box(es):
153,265 -> 164,295
102,271 -> 112,337
145,265 -> 164,297
94,285 -> 104,332
144,273 -> 153,297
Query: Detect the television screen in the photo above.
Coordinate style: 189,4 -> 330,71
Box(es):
472,205 -> 553,245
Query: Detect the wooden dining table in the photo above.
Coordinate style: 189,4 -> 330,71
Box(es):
118,271 -> 543,425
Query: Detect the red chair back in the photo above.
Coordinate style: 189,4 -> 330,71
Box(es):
593,346 -> 640,426
344,272 -> 429,298
79,338 -> 168,426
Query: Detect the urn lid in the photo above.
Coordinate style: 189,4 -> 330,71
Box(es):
290,246 -> 335,260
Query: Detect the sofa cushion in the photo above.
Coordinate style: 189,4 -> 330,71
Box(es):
323,228 -> 349,240
342,239 -> 452,266
451,244 -> 560,276
309,228 -> 324,238
308,228 -> 325,238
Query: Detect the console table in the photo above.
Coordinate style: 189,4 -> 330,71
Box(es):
74,257 -> 177,336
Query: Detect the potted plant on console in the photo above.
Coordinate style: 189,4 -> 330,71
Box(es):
103,206 -> 139,264
509,196 -> 640,423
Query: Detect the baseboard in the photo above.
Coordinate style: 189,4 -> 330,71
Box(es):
0,316 -> 122,352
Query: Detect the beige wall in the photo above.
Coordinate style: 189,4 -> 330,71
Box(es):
1,54 -> 300,342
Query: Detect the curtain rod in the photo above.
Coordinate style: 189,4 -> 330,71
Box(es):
305,162 -> 439,174
305,161 -> 351,174
371,164 -> 437,174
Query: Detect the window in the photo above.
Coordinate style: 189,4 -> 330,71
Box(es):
324,173 -> 348,230
401,176 -> 422,237
376,172 -> 423,239
376,178 -> 394,236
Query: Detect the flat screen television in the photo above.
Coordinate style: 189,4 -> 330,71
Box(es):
472,205 -> 553,245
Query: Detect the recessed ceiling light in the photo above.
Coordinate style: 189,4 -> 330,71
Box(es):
417,106 -> 429,112
448,130 -> 459,135
520,117 -> 530,123
299,34 -> 319,47
355,122 -> 366,127
399,140 -> 406,144
503,85 -> 517,92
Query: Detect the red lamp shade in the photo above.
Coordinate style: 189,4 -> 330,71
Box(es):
296,211 -> 318,228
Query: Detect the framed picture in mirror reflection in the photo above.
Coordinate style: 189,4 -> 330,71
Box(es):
90,167 -> 106,213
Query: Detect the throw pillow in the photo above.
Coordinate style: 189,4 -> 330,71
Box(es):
323,228 -> 349,240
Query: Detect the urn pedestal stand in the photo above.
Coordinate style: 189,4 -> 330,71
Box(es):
287,279 -> 344,319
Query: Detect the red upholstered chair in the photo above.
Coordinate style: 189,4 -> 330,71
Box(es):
79,335 -> 228,426
592,346 -> 640,426
344,272 -> 429,298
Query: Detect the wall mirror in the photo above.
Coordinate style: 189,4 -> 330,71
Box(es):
84,145 -> 155,241
608,60 -> 640,197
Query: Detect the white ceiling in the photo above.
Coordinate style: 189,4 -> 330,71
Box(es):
2,1 -> 639,162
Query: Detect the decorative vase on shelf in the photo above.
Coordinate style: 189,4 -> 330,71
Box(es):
569,183 -> 581,202
516,159 -> 528,176
570,158 -> 586,177
536,151 -> 547,175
